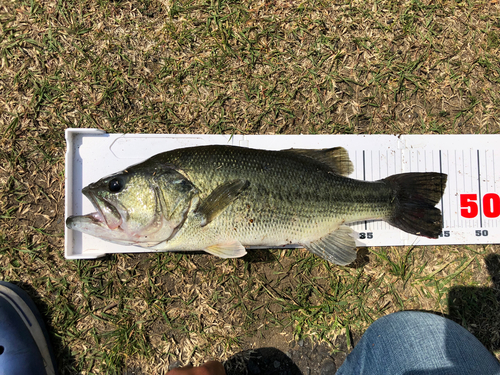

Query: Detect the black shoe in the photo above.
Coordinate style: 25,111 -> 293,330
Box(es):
0,281 -> 57,375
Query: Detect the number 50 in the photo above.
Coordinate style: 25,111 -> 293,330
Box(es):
460,193 -> 500,218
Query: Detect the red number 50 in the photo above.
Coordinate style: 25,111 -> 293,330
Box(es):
460,193 -> 500,218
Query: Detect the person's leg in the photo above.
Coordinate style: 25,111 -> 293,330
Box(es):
0,281 -> 57,375
336,311 -> 500,375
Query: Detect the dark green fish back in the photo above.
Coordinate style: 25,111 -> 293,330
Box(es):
139,146 -> 395,246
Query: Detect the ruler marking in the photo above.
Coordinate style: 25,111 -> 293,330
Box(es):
484,150 -> 489,228
371,150 -> 374,179
455,150 -> 461,228
492,152 -> 496,230
353,145 -> 492,240
448,150 -> 452,228
490,149 -> 497,228
493,149 -> 496,194
494,149 -> 497,228
378,150 -> 382,180
477,149 -> 483,228
363,150 -> 366,181
363,150 -> 367,230
463,149 -> 466,193
485,149 -> 488,191
439,150 -> 445,227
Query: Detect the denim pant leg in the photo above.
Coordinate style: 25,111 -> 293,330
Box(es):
336,311 -> 500,375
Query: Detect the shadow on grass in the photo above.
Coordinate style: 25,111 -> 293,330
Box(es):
242,248 -> 280,264
447,253 -> 500,352
242,247 -> 372,266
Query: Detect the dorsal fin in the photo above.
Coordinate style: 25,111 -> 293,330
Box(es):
283,147 -> 354,176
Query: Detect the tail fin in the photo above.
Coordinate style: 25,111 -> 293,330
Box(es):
383,172 -> 447,238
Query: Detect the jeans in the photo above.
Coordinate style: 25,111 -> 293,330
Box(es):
336,311 -> 500,375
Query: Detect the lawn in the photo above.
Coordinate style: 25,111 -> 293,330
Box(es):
0,0 -> 499,373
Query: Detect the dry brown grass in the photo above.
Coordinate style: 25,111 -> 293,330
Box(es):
1,0 -> 500,373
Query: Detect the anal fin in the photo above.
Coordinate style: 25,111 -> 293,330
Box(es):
303,225 -> 357,266
204,240 -> 247,259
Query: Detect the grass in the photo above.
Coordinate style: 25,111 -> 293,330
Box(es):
0,0 -> 500,373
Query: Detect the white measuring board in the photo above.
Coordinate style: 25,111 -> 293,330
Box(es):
65,129 -> 500,259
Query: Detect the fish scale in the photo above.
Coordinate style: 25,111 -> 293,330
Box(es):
67,145 -> 447,265
146,147 -> 396,248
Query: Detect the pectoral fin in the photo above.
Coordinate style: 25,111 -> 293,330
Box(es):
283,147 -> 354,176
303,225 -> 357,266
204,240 -> 247,258
196,180 -> 250,226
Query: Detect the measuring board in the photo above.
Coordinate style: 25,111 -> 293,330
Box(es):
65,129 -> 500,259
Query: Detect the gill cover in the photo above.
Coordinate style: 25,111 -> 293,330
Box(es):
66,165 -> 198,247
150,167 -> 199,244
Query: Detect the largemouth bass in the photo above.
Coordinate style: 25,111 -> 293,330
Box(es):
66,145 -> 447,265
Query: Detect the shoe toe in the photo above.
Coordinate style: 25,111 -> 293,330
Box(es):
0,282 -> 56,375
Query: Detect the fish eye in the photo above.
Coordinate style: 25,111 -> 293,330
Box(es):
108,178 -> 123,193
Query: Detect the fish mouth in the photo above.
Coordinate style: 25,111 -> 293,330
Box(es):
66,211 -> 107,229
69,188 -> 123,230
